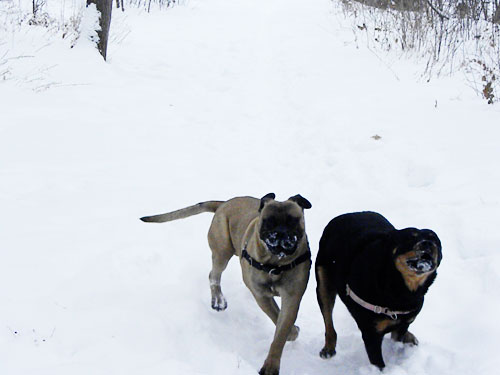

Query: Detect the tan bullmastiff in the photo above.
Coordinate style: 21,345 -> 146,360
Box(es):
141,193 -> 312,375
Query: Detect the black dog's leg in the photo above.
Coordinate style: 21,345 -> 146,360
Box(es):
316,264 -> 337,359
362,331 -> 385,369
391,323 -> 418,345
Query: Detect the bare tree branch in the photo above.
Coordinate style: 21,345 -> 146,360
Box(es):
426,0 -> 450,20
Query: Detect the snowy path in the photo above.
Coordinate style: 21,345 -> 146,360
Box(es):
1,0 -> 500,374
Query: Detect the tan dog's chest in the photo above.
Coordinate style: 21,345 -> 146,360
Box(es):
261,282 -> 280,297
243,264 -> 284,297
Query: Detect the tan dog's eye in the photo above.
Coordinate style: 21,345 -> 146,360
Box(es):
263,217 -> 276,228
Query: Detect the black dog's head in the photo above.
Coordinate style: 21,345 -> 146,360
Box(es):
258,193 -> 311,258
391,228 -> 442,290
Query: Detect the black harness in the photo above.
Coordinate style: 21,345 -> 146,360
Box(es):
241,246 -> 311,276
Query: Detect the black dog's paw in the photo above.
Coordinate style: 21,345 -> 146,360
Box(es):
319,347 -> 336,359
211,296 -> 227,311
401,331 -> 418,346
391,330 -> 418,346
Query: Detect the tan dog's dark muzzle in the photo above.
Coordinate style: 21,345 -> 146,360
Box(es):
263,231 -> 299,256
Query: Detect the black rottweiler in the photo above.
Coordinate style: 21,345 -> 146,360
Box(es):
315,212 -> 442,369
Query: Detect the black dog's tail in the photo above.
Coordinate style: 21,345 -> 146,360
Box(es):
140,201 -> 224,223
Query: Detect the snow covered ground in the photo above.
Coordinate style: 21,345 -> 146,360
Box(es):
1,0 -> 500,374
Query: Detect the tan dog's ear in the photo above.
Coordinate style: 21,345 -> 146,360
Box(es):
288,194 -> 312,209
259,193 -> 276,212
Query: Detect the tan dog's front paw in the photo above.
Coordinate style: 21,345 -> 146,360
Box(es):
211,294 -> 227,311
258,360 -> 279,375
286,325 -> 299,341
319,346 -> 336,359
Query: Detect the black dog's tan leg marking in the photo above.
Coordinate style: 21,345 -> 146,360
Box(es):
316,265 -> 338,359
362,331 -> 385,369
391,323 -> 418,345
375,318 -> 399,334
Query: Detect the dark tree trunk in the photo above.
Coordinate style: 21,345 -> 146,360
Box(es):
86,0 -> 113,61
493,3 -> 500,24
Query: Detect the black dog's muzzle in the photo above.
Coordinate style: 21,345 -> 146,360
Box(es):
407,240 -> 438,274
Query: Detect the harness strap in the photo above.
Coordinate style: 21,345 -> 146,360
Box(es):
241,247 -> 311,276
345,284 -> 414,320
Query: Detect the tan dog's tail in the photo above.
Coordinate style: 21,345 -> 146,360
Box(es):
140,201 -> 224,223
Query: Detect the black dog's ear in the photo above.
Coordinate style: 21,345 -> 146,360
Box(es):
288,194 -> 312,209
259,193 -> 276,212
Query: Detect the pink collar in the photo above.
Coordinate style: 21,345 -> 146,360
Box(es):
345,284 -> 414,320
